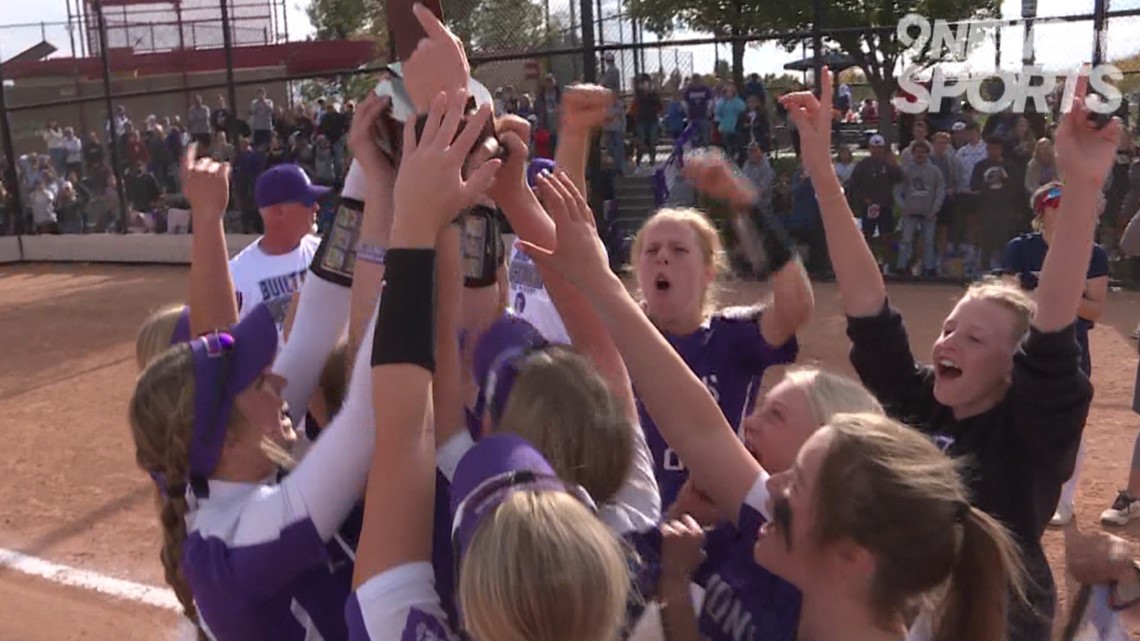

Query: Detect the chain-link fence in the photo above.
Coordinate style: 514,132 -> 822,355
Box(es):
1,0 -> 1139,242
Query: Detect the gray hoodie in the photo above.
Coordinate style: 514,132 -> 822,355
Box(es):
894,159 -> 945,218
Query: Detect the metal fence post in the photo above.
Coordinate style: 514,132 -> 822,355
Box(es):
1093,0 -> 1107,67
0,54 -> 27,244
579,0 -> 602,216
93,0 -> 129,233
219,0 -> 239,131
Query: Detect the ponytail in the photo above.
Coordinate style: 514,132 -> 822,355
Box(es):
158,416 -> 208,641
932,506 -> 1030,641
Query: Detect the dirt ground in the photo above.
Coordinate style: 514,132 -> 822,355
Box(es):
3,263 -> 1140,639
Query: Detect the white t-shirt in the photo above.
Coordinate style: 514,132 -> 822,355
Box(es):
230,235 -> 320,343
506,245 -> 571,345
63,137 -> 83,164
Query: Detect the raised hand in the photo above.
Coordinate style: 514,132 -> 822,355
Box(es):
392,90 -> 500,243
560,84 -> 613,133
180,142 -> 230,223
1055,69 -> 1123,189
779,66 -> 834,172
682,147 -> 755,208
347,94 -> 395,184
402,3 -> 470,114
516,170 -> 610,287
486,114 -> 532,207
660,515 -> 706,582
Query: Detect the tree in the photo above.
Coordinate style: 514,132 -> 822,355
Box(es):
467,0 -> 546,52
765,0 -> 998,142
626,0 -> 768,88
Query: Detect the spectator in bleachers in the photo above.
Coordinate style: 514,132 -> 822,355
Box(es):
930,131 -> 963,267
56,177 -> 86,234
894,139 -> 945,278
1024,138 -> 1059,193
602,95 -> 626,176
126,160 -> 162,225
250,88 -> 275,150
147,126 -> 173,191
950,120 -> 967,149
742,142 -> 775,214
62,127 -> 83,179
516,93 -> 534,120
664,94 -> 686,140
318,103 -> 348,177
266,133 -> 288,170
738,93 -> 770,161
125,129 -> 149,168
633,74 -> 662,168
211,94 -> 234,139
83,131 -> 104,176
970,135 -> 1020,272
233,137 -> 266,234
682,74 -> 714,147
313,135 -> 337,186
836,83 -> 853,117
30,178 -> 58,234
188,95 -> 211,147
900,118 -> 930,165
600,52 -> 621,93
743,72 -> 767,105
834,144 -> 856,187
859,98 -> 877,125
42,121 -> 66,175
849,134 -> 903,272
714,83 -> 746,161
536,73 -> 562,148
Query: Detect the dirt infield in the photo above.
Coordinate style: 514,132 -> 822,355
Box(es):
3,263 -> 1140,639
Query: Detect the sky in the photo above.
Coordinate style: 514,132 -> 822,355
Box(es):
3,0 -> 1140,80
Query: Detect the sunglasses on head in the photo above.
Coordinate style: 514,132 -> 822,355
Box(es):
450,469 -> 596,589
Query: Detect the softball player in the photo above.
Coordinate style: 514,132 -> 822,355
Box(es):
785,67 -> 1114,641
627,156 -> 812,507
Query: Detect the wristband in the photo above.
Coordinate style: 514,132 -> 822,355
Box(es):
356,242 -> 387,266
746,204 -> 797,273
370,249 -> 437,371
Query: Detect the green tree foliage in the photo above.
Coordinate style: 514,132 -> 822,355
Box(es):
765,0 -> 997,140
626,0 -> 767,88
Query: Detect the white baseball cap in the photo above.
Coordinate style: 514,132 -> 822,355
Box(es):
951,121 -> 966,132
869,134 -> 886,147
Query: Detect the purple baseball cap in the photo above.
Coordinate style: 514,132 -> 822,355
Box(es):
449,434 -> 565,560
188,303 -> 278,479
254,164 -> 330,209
472,312 -> 549,425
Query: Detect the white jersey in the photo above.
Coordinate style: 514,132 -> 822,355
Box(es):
506,245 -> 570,345
230,235 -> 320,343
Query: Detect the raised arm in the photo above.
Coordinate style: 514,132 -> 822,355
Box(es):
1034,73 -> 1122,333
682,149 -> 813,347
183,143 -> 238,336
555,84 -> 613,194
780,71 -> 886,318
519,171 -> 760,524
355,88 -> 501,583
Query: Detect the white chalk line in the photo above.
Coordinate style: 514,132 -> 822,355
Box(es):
0,546 -> 180,611
0,547 -> 207,640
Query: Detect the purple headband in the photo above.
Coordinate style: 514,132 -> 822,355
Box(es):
450,434 -> 594,563
188,304 -> 278,483
471,312 -> 549,426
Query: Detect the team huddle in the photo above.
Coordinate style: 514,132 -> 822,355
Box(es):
125,7 -> 1128,641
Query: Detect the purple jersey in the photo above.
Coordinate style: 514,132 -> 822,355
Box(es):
627,474 -> 801,641
184,307 -> 381,641
638,309 -> 797,507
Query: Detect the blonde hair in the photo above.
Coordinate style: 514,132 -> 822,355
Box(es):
631,207 -> 727,314
129,345 -> 295,639
458,491 -> 629,641
497,346 -> 632,504
814,414 -> 1028,641
136,304 -> 187,370
781,367 -> 884,425
962,278 -> 1035,343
